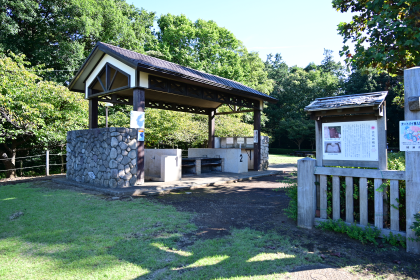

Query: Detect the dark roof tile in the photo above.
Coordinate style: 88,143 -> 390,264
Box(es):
305,91 -> 387,112
97,42 -> 275,102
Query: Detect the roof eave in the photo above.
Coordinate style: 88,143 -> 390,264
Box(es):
137,63 -> 277,103
68,44 -> 100,91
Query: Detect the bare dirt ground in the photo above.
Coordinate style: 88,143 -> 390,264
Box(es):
9,174 -> 420,279
146,174 -> 420,280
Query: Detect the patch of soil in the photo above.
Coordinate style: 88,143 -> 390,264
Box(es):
147,174 -> 420,280
0,174 -> 66,186
26,174 -> 420,279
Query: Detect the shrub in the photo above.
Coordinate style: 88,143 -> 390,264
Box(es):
274,173 -> 298,221
410,212 -> 420,239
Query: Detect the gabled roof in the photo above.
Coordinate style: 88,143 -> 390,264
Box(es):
304,91 -> 387,112
69,42 -> 277,103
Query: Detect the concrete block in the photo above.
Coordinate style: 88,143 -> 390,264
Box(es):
161,156 -> 182,182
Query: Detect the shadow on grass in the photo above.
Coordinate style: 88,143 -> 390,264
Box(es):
1,182 -> 419,279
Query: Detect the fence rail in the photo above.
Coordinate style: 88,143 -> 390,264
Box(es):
0,151 -> 66,176
298,158 -> 407,240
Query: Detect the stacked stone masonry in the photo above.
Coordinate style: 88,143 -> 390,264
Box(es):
67,128 -> 138,188
261,136 -> 269,170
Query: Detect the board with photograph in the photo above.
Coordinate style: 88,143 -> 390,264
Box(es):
322,120 -> 378,161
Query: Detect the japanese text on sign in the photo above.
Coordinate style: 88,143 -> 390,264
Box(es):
322,121 -> 379,161
399,121 -> 420,151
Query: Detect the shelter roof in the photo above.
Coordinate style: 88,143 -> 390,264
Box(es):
69,42 -> 276,103
304,91 -> 387,112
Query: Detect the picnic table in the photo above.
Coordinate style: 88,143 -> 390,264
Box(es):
292,151 -> 316,157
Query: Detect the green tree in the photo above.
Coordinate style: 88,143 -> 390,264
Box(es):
0,0 -> 156,83
332,0 -> 420,75
152,14 -> 273,94
0,53 -> 88,178
343,68 -> 404,147
264,51 -> 343,149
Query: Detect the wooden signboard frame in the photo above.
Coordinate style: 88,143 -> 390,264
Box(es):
311,102 -> 387,170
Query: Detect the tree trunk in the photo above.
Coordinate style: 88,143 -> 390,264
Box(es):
1,148 -> 16,179
294,139 -> 303,150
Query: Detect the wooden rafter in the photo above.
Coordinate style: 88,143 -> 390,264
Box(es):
148,75 -> 260,109
88,63 -> 131,96
97,94 -> 209,115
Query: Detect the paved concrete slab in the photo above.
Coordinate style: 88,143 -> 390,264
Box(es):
52,169 -> 282,196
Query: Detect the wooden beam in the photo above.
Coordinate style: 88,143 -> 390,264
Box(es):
321,115 -> 378,123
215,110 -> 254,115
310,106 -> 381,117
208,110 -> 215,148
315,166 -> 405,180
133,88 -> 145,185
89,98 -> 98,129
253,109 -> 261,170
137,66 -> 277,104
148,75 -> 260,109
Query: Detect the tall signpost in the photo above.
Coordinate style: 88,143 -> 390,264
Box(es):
403,68 -> 420,254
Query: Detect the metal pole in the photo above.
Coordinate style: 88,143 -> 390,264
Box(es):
46,150 -> 49,176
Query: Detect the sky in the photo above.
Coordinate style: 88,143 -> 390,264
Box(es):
130,0 -> 355,68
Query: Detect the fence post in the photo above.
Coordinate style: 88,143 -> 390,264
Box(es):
404,67 -> 420,254
46,150 -> 49,176
297,157 -> 317,229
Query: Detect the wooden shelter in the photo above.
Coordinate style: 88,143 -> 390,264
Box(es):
68,42 -> 277,184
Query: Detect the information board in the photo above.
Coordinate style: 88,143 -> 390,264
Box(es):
322,120 -> 378,161
399,120 -> 420,151
226,137 -> 234,144
237,138 -> 245,144
130,111 -> 145,128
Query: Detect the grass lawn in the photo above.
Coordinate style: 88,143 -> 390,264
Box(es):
269,154 -> 304,165
0,183 -> 319,279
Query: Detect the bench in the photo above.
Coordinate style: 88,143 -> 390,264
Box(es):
182,157 -> 223,175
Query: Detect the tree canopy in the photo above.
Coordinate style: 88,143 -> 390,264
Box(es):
333,0 -> 420,75
151,13 -> 273,94
0,0 -> 156,83
264,51 -> 344,148
0,53 -> 88,177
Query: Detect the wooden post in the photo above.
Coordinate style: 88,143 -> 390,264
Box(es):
297,158 -> 316,229
332,176 -> 340,220
208,110 -> 215,148
89,98 -> 99,129
359,177 -> 368,226
315,119 -> 323,167
133,88 -> 145,185
345,176 -> 354,223
253,108 -> 261,171
390,179 -> 400,232
374,178 -> 384,230
320,175 -> 327,219
46,149 -> 49,176
378,104 -> 388,170
404,67 -> 420,254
